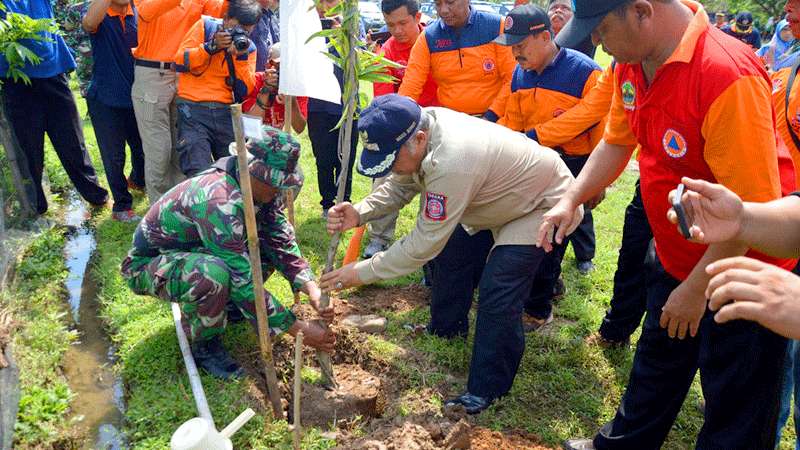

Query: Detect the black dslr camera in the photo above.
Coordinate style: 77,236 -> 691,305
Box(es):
227,26 -> 250,52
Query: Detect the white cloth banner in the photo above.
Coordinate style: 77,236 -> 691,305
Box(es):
279,0 -> 341,104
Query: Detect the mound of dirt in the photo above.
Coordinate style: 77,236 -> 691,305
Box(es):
300,364 -> 385,426
470,427 -> 553,450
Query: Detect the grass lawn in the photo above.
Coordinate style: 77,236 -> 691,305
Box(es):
21,66 -> 795,448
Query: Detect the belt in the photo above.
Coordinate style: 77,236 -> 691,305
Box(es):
134,59 -> 175,71
176,98 -> 231,109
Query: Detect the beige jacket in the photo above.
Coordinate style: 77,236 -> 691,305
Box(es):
353,107 -> 579,284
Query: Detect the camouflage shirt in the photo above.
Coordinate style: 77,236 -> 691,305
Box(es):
53,0 -> 92,96
130,159 -> 315,304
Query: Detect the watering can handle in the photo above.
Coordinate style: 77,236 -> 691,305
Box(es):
220,408 -> 256,439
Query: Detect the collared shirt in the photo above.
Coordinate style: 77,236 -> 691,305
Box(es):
605,0 -> 796,280
174,17 -> 257,104
373,25 -> 439,107
398,8 -> 515,118
0,0 -> 76,78
721,23 -> 762,50
352,107 -> 577,283
500,47 -> 601,155
250,8 -> 279,72
86,5 -> 137,108
134,0 -> 225,62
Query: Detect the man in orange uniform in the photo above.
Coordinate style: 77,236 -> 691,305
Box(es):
539,1 -> 795,449
132,0 -> 226,201
396,0 -> 515,337
496,4 -> 601,330
173,0 -> 259,176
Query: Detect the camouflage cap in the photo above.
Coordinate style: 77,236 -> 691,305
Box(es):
230,125 -> 303,189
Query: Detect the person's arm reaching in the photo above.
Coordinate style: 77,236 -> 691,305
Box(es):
81,0 -> 112,32
232,48 -> 257,101
397,33 -> 430,102
353,174 -> 422,224
174,20 -> 217,72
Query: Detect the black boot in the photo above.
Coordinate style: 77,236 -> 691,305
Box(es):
191,336 -> 245,380
444,392 -> 493,415
225,302 -> 246,323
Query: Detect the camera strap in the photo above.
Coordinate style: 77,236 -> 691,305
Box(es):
785,58 -> 800,151
224,51 -> 245,104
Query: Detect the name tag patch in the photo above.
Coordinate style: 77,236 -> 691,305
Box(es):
425,192 -> 447,221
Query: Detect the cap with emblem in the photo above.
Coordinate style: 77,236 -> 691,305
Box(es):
735,11 -> 754,31
356,94 -> 422,179
554,0 -> 629,50
494,4 -> 551,46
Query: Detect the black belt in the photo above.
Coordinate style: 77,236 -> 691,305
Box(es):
134,59 -> 174,70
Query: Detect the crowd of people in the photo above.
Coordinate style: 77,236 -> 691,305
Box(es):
4,0 -> 800,448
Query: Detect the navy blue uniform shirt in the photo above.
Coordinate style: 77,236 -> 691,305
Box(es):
85,4 -> 137,108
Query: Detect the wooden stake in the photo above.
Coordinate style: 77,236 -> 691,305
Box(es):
230,104 -> 284,419
292,332 -> 303,450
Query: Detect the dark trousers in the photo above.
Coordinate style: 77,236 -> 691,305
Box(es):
598,180 -> 652,342
87,98 -> 145,212
427,227 -> 494,338
594,254 -> 787,450
1,73 -> 108,214
175,100 -> 235,176
525,242 -> 565,319
307,111 -> 356,210
560,152 -> 595,261
467,244 -> 546,399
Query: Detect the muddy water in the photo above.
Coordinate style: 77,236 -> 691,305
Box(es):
62,196 -> 128,449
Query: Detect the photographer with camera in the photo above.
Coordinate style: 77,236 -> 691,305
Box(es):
173,0 -> 260,176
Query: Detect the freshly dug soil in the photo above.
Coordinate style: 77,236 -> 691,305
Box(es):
469,427 -> 553,450
299,364 -> 385,426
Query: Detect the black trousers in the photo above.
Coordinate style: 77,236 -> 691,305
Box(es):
466,244 -> 546,399
87,98 -> 145,212
598,179 -> 652,342
427,227 -> 494,338
560,152 -> 595,262
2,73 -> 108,214
175,101 -> 236,177
525,241 -> 565,319
594,253 -> 786,450
307,111 -> 356,210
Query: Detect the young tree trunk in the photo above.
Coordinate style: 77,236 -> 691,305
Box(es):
0,103 -> 35,218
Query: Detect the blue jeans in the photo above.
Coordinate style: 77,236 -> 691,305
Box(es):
175,100 -> 235,176
776,340 -> 800,449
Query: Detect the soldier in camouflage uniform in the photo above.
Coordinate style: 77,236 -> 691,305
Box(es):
53,0 -> 93,97
121,126 -> 334,379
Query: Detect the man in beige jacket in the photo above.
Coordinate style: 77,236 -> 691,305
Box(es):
321,94 -> 579,414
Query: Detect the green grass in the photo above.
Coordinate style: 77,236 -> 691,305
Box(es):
23,77 -> 796,448
2,227 -> 80,448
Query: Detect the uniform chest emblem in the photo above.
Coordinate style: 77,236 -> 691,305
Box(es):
773,78 -> 783,94
622,80 -> 636,111
483,58 -> 495,73
553,108 -> 565,117
425,192 -> 447,221
504,16 -> 514,30
662,129 -> 687,158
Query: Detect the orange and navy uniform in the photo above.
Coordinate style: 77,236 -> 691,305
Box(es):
398,8 -> 515,119
771,68 -> 800,187
174,17 -> 256,104
604,0 -> 796,281
500,48 -> 601,155
532,63 -> 617,150
135,0 -> 226,62
373,25 -> 439,107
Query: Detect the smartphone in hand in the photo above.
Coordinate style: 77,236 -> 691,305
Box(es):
673,183 -> 692,239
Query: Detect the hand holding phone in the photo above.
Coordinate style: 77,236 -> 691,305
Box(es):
672,183 -> 692,239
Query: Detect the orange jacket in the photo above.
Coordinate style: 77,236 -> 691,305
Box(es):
398,8 -> 515,118
134,0 -> 225,62
174,17 -> 256,104
500,48 -> 601,155
772,68 -> 800,187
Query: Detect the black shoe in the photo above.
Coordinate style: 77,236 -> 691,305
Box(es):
585,332 -> 630,349
444,392 -> 493,415
576,260 -> 594,275
226,303 -> 246,323
563,438 -> 595,450
191,336 -> 244,380
522,313 -> 553,333
553,277 -> 566,301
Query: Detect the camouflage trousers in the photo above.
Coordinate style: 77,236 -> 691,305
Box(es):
121,252 -> 296,341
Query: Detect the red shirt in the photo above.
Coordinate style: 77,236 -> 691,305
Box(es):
373,26 -> 439,107
243,72 -> 309,129
605,0 -> 796,280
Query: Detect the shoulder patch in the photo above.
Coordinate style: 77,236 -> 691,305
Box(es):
424,192 -> 447,221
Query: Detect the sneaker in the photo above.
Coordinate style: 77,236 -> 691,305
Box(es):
127,177 -> 145,192
363,240 -> 388,258
563,438 -> 595,450
585,332 -> 629,349
112,210 -> 141,223
443,392 -> 493,415
191,336 -> 245,380
552,277 -> 566,302
576,260 -> 594,275
522,312 -> 553,333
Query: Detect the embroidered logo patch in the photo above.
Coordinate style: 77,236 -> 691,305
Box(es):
483,58 -> 495,73
553,108 -> 565,118
504,16 -> 513,30
360,130 -> 379,152
435,38 -> 453,48
662,129 -> 687,158
622,81 -> 636,111
425,192 -> 447,221
773,77 -> 783,94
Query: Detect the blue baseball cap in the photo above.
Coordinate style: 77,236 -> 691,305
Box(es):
554,0 -> 629,50
357,94 -> 422,179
